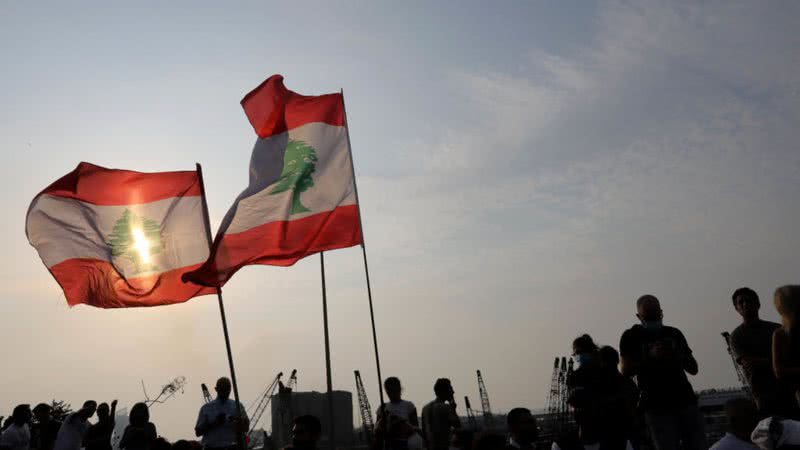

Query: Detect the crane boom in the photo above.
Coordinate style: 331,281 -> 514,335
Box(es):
464,396 -> 478,431
354,370 -> 375,442
476,370 -> 494,428
201,383 -> 213,404
248,372 -> 284,435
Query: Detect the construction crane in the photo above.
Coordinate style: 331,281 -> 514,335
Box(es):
201,383 -> 213,404
286,369 -> 298,390
464,396 -> 478,431
558,358 -> 574,429
476,370 -> 495,429
722,332 -> 752,398
354,370 -> 375,443
247,372 -> 284,435
142,376 -> 187,407
545,358 -> 560,415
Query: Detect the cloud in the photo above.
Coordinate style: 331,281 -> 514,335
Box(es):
354,0 -> 800,402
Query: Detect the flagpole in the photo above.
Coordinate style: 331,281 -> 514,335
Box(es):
340,89 -> 386,408
196,163 -> 246,450
320,252 -> 336,450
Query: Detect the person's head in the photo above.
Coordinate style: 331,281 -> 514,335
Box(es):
507,407 -> 538,444
725,398 -> 759,441
172,440 -> 192,450
153,437 -> 172,450
572,334 -> 599,367
291,415 -> 321,450
472,432 -> 506,450
433,378 -> 454,401
215,377 -> 232,401
598,346 -> 621,372
33,403 -> 51,423
129,402 -> 150,427
636,295 -> 663,328
11,405 -> 31,426
733,287 -> 760,321
775,286 -> 800,330
80,401 -> 97,420
384,377 -> 402,402
96,403 -> 110,422
450,430 -> 474,450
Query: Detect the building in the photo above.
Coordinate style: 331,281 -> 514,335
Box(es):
270,390 -> 354,449
698,388 -> 749,444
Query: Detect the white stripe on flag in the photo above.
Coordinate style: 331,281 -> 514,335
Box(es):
27,194 -> 209,273
226,121 -> 356,234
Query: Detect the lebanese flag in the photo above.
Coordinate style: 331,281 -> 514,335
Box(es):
26,163 -> 217,308
184,75 -> 362,287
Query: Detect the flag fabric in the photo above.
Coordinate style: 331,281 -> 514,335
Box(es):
26,162 -> 216,308
184,75 -> 362,287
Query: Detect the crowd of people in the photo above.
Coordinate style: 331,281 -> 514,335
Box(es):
3,286 -> 800,450
374,285 -> 800,450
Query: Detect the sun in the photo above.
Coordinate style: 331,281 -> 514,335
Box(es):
131,226 -> 152,265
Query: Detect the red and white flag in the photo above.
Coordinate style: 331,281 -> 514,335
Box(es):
26,162 -> 216,308
185,75 -> 362,287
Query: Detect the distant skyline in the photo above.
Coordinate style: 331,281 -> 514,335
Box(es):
2,0 -> 799,440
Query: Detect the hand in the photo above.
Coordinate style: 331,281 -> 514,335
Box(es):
111,400 -> 118,408
649,341 -> 677,361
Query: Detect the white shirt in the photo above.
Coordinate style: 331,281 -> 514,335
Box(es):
1,423 -> 30,450
384,400 -> 417,423
195,398 -> 248,448
711,433 -> 760,450
53,413 -> 90,450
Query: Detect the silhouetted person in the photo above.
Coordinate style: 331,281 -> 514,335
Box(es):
152,438 -> 172,450
730,287 -> 798,417
421,378 -> 461,450
598,346 -> 639,450
504,408 -> 537,450
195,377 -> 248,450
619,295 -> 705,450
283,415 -> 321,450
381,377 -> 420,426
452,430 -> 474,450
377,377 -> 421,450
119,403 -> 157,450
473,433 -> 506,450
772,286 -> 800,406
31,404 -> 61,450
86,400 -> 117,450
568,335 -> 603,448
568,335 -> 631,450
53,401 -> 96,450
709,398 -> 760,450
0,405 -> 31,450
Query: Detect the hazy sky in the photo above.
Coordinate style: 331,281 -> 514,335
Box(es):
2,0 -> 799,440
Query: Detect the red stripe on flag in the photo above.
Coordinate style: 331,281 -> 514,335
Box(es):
241,74 -> 345,139
39,162 -> 202,206
185,205 -> 362,287
49,259 -> 216,308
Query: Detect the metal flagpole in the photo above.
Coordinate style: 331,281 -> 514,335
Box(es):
340,89 -> 386,408
196,163 -> 246,450
320,252 -> 336,450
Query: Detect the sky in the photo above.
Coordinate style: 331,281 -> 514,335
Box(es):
1,0 -> 800,440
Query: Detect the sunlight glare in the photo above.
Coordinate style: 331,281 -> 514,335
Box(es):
132,227 -> 151,265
